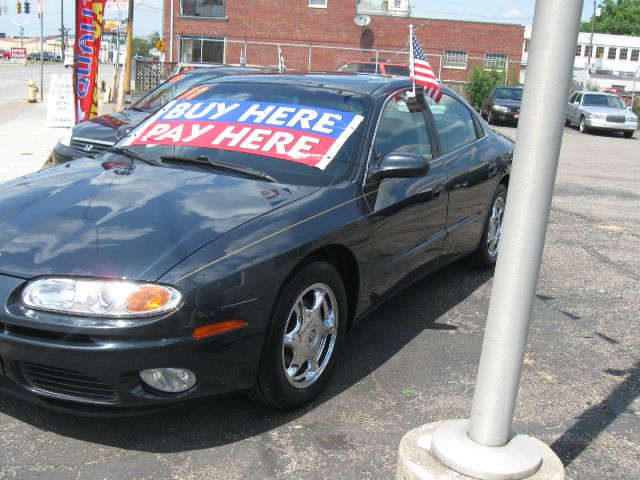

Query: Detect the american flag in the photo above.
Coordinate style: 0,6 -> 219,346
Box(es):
411,34 -> 442,103
278,45 -> 286,72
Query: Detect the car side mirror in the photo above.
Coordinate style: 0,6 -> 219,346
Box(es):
367,152 -> 430,183
574,102 -> 580,106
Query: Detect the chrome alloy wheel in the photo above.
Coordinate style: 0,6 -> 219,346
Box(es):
487,195 -> 506,258
281,283 -> 338,389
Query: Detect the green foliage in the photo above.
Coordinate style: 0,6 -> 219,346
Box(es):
585,79 -> 601,92
579,0 -> 640,36
464,66 -> 504,111
131,32 -> 161,58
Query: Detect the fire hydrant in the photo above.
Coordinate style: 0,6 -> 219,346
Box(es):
27,78 -> 39,103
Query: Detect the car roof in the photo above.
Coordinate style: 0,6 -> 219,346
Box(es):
198,72 -> 429,96
578,91 -> 617,96
181,66 -> 271,76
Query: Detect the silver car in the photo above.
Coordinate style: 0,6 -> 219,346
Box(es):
566,91 -> 638,138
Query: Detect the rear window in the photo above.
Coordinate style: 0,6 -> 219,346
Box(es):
383,65 -> 410,76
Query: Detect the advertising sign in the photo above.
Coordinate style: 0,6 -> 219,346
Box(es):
10,48 -> 27,63
105,0 -> 127,10
74,0 -> 107,123
126,100 -> 364,170
103,19 -> 126,34
46,74 -> 75,127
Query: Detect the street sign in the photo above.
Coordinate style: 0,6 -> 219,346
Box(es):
10,48 -> 27,63
155,39 -> 165,52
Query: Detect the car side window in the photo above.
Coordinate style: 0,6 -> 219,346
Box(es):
373,92 -> 433,160
569,92 -> 577,103
427,93 -> 478,155
575,93 -> 582,104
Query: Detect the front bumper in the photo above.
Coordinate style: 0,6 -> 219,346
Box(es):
585,117 -> 638,132
51,143 -> 75,166
491,107 -> 519,122
0,274 -> 272,415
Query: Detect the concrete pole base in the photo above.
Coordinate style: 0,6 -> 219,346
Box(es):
396,421 -> 564,480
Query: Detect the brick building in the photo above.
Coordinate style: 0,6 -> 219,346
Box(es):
163,0 -> 524,84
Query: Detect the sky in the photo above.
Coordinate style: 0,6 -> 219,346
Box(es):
1,0 -> 595,40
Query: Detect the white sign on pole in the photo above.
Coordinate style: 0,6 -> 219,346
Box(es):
10,48 -> 27,64
46,74 -> 75,127
37,0 -> 43,14
105,0 -> 128,10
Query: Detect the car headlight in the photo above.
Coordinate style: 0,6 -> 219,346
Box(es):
21,278 -> 183,317
627,116 -> 637,122
493,105 -> 509,113
586,113 -> 605,119
58,127 -> 74,146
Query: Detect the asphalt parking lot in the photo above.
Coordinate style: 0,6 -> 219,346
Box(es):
0,121 -> 638,479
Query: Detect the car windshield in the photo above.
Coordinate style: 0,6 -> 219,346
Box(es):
582,94 -> 626,109
494,88 -> 523,100
133,73 -> 218,112
118,81 -> 372,187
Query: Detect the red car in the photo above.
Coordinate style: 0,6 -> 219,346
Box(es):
338,61 -> 410,76
1,50 -> 11,60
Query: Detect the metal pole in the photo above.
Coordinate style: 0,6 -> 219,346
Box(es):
589,0 -> 595,72
20,27 -> 24,48
504,55 -> 509,85
169,0 -> 174,62
308,42 -> 312,72
40,11 -> 44,101
61,0 -> 65,63
429,1 -> 583,478
467,0 -> 583,447
122,0 -> 134,106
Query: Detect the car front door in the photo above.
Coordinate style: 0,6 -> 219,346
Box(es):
362,90 -> 448,298
429,92 -> 498,263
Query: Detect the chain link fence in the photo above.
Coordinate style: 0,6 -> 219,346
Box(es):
129,35 -> 524,98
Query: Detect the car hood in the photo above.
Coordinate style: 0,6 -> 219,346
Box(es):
72,109 -> 150,144
581,106 -> 630,116
0,159 -> 318,280
493,98 -> 521,108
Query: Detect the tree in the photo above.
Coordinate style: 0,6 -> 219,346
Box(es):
464,66 -> 504,111
580,0 -> 640,36
131,32 -> 161,58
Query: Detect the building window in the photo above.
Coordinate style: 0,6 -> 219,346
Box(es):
576,45 -> 582,57
180,36 -> 225,63
620,48 -> 628,60
180,0 -> 226,18
607,48 -> 617,60
595,46 -> 604,58
443,50 -> 468,69
523,39 -> 530,53
394,0 -> 401,6
631,49 -> 640,62
485,53 -> 507,71
309,0 -> 327,7
584,45 -> 592,57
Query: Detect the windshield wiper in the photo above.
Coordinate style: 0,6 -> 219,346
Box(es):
108,146 -> 161,166
160,155 -> 276,183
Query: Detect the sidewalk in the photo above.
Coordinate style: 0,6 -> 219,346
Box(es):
0,97 -> 117,184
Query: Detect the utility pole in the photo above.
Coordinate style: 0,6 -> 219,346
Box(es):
20,26 -> 24,48
120,0 -> 135,110
60,0 -> 65,63
39,1 -> 44,101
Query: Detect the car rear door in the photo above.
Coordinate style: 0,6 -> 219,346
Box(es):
362,90 -> 448,297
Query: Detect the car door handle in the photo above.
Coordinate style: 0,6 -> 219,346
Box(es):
433,185 -> 446,198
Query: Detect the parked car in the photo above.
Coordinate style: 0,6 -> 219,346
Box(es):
480,86 -> 523,125
27,51 -> 60,62
566,91 -> 638,137
51,66 -> 265,166
0,50 -> 11,60
0,73 -> 513,414
338,61 -> 410,76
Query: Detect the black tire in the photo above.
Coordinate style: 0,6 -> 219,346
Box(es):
247,261 -> 348,409
579,115 -> 589,134
469,184 -> 508,268
623,131 -> 634,138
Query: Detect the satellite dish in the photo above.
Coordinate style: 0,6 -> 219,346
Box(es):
354,15 -> 371,27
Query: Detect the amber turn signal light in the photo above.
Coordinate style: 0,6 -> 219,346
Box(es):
125,285 -> 171,313
192,320 -> 248,340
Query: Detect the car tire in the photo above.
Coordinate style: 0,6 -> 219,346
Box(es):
623,131 -> 634,138
468,184 -> 508,269
579,115 -> 589,134
247,261 -> 347,409
487,110 -> 494,125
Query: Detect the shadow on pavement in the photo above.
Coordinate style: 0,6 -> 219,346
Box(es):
0,262 -> 492,453
550,361 -> 639,466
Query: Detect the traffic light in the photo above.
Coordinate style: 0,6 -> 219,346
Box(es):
24,1 -> 30,14
16,1 -> 21,13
